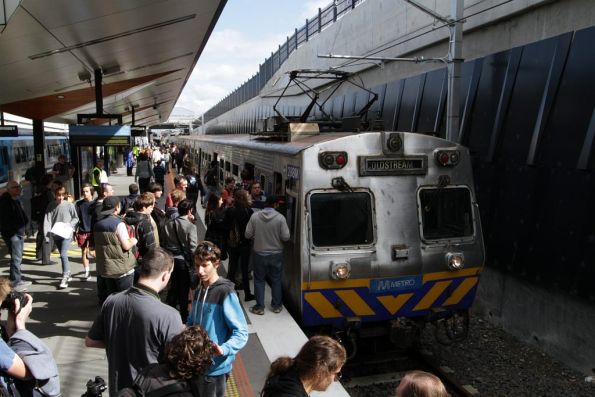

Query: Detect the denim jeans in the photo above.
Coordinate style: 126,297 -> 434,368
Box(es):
198,374 -> 228,397
253,252 -> 283,309
3,233 -> 24,284
228,246 -> 252,295
165,257 -> 191,322
53,237 -> 72,275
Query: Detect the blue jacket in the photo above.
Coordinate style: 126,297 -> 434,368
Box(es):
187,277 -> 248,376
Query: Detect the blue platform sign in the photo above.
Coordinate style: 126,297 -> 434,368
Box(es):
369,275 -> 422,294
69,125 -> 131,145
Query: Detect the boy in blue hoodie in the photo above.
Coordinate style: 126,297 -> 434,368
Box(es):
187,241 -> 248,397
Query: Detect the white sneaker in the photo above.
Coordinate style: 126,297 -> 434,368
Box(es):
82,269 -> 90,281
59,274 -> 72,289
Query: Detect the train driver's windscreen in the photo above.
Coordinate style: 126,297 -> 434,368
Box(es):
419,187 -> 474,240
309,192 -> 374,247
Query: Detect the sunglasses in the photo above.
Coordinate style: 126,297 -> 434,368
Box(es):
198,243 -> 214,252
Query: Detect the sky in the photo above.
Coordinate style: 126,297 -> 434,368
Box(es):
171,0 -> 330,119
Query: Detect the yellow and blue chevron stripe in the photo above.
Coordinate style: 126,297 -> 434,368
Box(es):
301,267 -> 481,327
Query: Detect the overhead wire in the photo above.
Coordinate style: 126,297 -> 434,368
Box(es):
334,0 -> 516,70
262,0 -> 516,99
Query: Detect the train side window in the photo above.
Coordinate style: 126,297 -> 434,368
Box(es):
1,147 -> 8,165
225,161 -> 231,172
418,187 -> 474,241
232,164 -> 239,176
309,191 -> 374,247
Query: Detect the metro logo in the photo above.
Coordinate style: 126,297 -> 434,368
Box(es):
369,275 -> 422,294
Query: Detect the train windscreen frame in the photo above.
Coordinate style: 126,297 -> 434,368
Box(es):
418,186 -> 475,241
309,191 -> 374,248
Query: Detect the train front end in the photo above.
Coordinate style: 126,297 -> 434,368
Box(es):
299,131 -> 485,345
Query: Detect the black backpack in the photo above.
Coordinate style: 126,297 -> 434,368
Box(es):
115,364 -> 199,397
204,170 -> 216,186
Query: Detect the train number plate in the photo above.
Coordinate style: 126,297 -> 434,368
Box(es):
369,275 -> 422,294
358,155 -> 427,176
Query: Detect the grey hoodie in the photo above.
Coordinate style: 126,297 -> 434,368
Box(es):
8,329 -> 61,396
43,200 -> 79,240
245,207 -> 290,254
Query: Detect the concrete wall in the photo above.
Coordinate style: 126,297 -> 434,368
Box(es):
474,267 -> 595,375
261,0 -> 595,96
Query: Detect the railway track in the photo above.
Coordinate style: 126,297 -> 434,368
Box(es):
341,342 -> 479,397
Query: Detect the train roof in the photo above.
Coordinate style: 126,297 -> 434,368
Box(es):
178,131 -> 464,155
0,135 -> 67,141
180,133 -> 354,155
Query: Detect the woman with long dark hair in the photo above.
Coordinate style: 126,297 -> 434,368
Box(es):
224,189 -> 254,301
204,193 -> 228,260
261,335 -> 346,396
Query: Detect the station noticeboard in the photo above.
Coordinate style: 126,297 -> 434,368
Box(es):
131,126 -> 146,137
69,125 -> 131,145
0,125 -> 18,137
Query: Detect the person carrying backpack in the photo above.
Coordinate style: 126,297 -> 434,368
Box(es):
123,193 -> 158,262
120,183 -> 140,216
224,189 -> 254,302
135,152 -> 154,194
185,167 -> 205,210
203,161 -> 219,207
163,199 -> 198,323
116,326 -> 213,397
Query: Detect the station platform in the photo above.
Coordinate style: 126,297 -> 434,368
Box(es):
0,167 -> 348,397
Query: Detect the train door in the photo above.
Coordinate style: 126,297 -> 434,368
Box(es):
273,172 -> 283,196
198,148 -> 203,175
281,163 -> 302,315
0,143 -> 9,183
219,159 -> 224,182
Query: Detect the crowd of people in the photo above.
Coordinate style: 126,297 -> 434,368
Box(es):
0,145 -> 450,396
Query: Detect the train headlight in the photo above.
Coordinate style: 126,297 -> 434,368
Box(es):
446,253 -> 465,271
319,151 -> 348,170
331,262 -> 351,280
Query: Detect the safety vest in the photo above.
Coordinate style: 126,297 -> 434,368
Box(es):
91,166 -> 101,187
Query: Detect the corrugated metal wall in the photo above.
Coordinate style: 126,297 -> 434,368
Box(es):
367,25 -> 595,301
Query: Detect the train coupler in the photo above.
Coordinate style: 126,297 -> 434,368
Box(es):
389,317 -> 422,349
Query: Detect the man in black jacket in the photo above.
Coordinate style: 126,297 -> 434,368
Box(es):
0,181 -> 32,290
119,183 -> 140,215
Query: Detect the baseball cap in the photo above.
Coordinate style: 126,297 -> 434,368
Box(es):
101,196 -> 120,215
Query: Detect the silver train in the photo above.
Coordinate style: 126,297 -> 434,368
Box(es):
173,128 -> 485,346
0,134 -> 70,186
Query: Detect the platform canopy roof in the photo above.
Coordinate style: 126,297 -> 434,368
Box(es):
0,0 -> 226,127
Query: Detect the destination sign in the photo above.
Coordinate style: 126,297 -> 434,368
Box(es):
69,125 -> 131,146
0,125 -> 18,137
358,155 -> 427,176
131,126 -> 146,136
